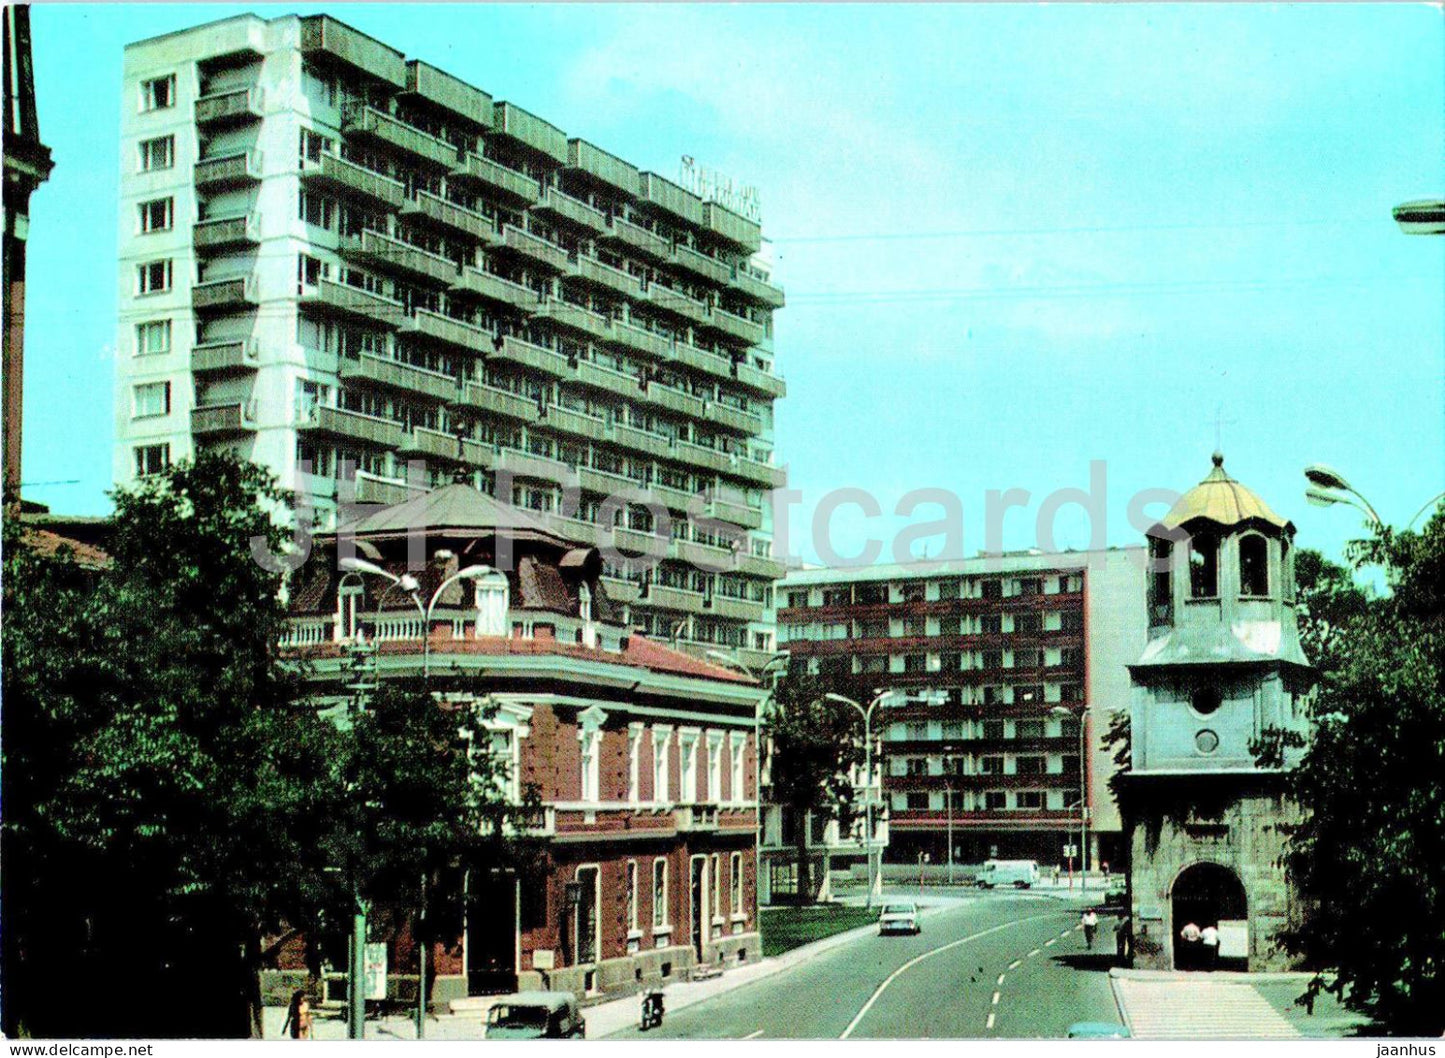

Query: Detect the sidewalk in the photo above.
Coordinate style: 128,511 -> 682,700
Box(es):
1110,968 -> 1373,1039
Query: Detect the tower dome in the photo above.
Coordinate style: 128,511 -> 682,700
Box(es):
1158,453 -> 1292,533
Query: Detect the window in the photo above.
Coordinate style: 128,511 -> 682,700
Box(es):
981,613 -> 1003,634
984,791 -> 1007,810
136,259 -> 172,295
626,725 -> 643,805
1191,687 -> 1223,717
626,861 -> 638,932
1240,534 -> 1269,597
1018,578 -> 1043,597
138,135 -> 174,172
1148,535 -> 1174,621
300,189 -> 334,229
1016,720 -> 1045,739
652,859 -> 668,929
297,254 -> 326,293
785,590 -> 809,608
652,727 -> 671,803
680,733 -> 699,802
1189,531 -> 1220,598
706,734 -> 723,803
579,725 -> 601,803
905,792 -> 928,810
979,755 -> 1003,774
711,853 -> 721,924
133,443 -> 170,478
1014,613 -> 1042,635
730,734 -> 746,805
1015,756 -> 1045,775
140,74 -> 175,111
135,319 -> 172,356
1017,791 -> 1044,809
983,720 -> 1005,740
132,381 -> 171,419
137,197 -> 173,233
1061,610 -> 1084,632
981,580 -> 1002,600
905,758 -> 928,776
299,128 -> 332,164
730,852 -> 742,915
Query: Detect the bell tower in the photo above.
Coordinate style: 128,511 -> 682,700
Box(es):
1124,453 -> 1313,971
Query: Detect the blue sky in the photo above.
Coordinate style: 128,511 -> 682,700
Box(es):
21,3 -> 1445,567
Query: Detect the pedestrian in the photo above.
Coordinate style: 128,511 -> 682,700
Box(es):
283,989 -> 313,1040
1200,923 -> 1220,971
1052,865 -> 1061,886
1178,921 -> 1203,971
1081,909 -> 1099,950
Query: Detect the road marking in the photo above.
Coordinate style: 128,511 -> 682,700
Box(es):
996,973 -> 1006,986
838,910 -> 1068,1039
1027,948 -> 1041,958
991,991 -> 1001,1006
986,1012 -> 996,1031
1045,938 -> 1057,947
1059,930 -> 1071,938
742,1030 -> 764,1040
1008,959 -> 1021,970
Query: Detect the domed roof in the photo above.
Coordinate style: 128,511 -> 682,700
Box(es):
1158,453 -> 1292,532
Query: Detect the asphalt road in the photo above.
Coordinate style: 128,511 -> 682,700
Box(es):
606,893 -> 1123,1040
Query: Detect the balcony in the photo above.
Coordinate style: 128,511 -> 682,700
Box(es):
598,215 -> 671,262
705,401 -> 763,436
707,490 -> 762,530
298,404 -> 408,449
639,172 -> 704,226
570,254 -> 644,300
191,399 -> 258,437
341,352 -> 459,403
191,338 -> 259,377
300,152 -> 405,210
352,471 -> 426,506
299,15 -> 406,87
607,318 -> 674,360
538,404 -> 610,443
405,61 -> 493,128
641,582 -> 707,614
452,268 -> 540,312
398,307 -> 490,354
302,277 -> 404,330
578,466 -> 639,499
458,382 -> 541,423
705,307 -> 766,347
494,335 -> 570,378
644,284 -> 709,327
645,382 -> 705,419
193,150 -> 263,191
731,268 -> 786,309
574,358 -> 642,401
341,229 -> 460,287
668,243 -> 732,287
341,103 -> 460,169
600,575 -> 641,604
495,448 -> 576,485
192,275 -> 257,312
703,201 -> 762,254
490,101 -> 568,163
400,191 -> 501,246
399,426 -> 495,467
542,515 -> 601,546
566,139 -> 640,197
449,152 -> 539,207
612,422 -> 674,460
194,86 -> 263,127
193,212 -> 259,250
673,438 -> 734,475
671,341 -> 734,381
676,537 -> 733,568
734,359 -> 787,399
708,595 -> 767,623
737,552 -> 786,579
736,454 -> 785,489
534,187 -> 607,234
497,225 -> 572,273
533,298 -> 613,342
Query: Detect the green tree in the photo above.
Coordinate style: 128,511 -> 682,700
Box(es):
762,674 -> 867,903
1279,513 -> 1445,1034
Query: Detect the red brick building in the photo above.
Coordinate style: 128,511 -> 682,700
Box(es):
283,483 -> 764,1005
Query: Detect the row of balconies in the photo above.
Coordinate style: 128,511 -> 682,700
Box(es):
884,771 -> 1082,792
637,582 -> 768,622
784,630 -> 1084,658
778,594 -> 1086,623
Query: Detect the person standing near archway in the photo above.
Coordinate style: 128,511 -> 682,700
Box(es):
1178,921 -> 1202,970
1200,923 -> 1220,971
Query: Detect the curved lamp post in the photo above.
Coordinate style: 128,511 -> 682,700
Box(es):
1305,465 -> 1445,532
1051,705 -> 1091,892
825,690 -> 893,909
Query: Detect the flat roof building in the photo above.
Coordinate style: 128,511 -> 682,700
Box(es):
115,13 -> 786,667
777,548 -> 1146,874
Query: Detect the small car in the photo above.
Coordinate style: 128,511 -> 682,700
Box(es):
878,901 -> 921,935
484,991 -> 586,1039
1066,1021 -> 1131,1039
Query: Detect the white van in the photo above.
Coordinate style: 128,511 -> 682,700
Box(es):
976,859 -> 1039,889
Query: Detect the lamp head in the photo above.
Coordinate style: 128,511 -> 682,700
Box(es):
1304,464 -> 1352,492
1305,487 -> 1344,509
339,556 -> 388,578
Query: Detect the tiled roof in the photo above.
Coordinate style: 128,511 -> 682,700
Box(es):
1159,454 -> 1290,532
22,528 -> 111,570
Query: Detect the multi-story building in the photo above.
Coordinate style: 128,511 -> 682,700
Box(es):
279,481 -> 765,1004
114,13 -> 786,667
777,549 -> 1146,872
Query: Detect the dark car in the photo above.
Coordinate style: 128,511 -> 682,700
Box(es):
484,991 -> 586,1039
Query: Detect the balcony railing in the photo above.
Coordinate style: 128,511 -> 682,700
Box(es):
495,448 -> 576,485
736,551 -> 785,578
458,382 -> 541,423
533,298 -> 612,342
671,340 -> 735,380
400,191 -> 501,246
703,201 -> 762,254
707,595 -> 767,623
707,491 -> 763,530
194,86 -> 263,127
191,398 -> 259,436
735,454 -> 785,488
192,275 -> 258,312
705,307 -> 766,347
668,243 -> 732,286
567,139 -> 641,197
494,334 -> 570,378
452,268 -> 541,311
490,102 -> 568,163
607,318 -> 674,360
341,103 -> 460,169
674,804 -> 721,832
299,15 -> 406,88
193,212 -> 260,250
302,277 -> 404,330
341,352 -> 459,403
498,225 -> 572,273
399,426 -> 495,467
673,438 -> 734,475
538,404 -> 610,443
639,172 -> 704,226
191,338 -> 260,376
352,470 -> 428,506
297,404 -> 409,449
645,382 -> 705,419
704,401 -> 764,436
598,215 -> 671,262
450,152 -> 539,206
600,575 -> 642,603
612,422 -> 674,460
534,187 -> 607,234
194,150 -> 263,190
644,284 -> 709,327
641,582 -> 707,613
730,268 -> 786,309
398,307 -> 490,353
341,229 -> 460,287
574,359 -> 642,401
300,152 -> 406,210
570,254 -> 644,300
734,359 -> 787,398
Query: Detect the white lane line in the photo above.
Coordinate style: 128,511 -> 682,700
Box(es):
996,973 -> 1006,986
838,910 -> 1067,1039
742,1030 -> 764,1040
1027,948 -> 1041,958
1059,930 -> 1071,938
1045,938 -> 1057,947
991,992 -> 1001,1006
1008,959 -> 1022,970
986,1012 -> 996,1031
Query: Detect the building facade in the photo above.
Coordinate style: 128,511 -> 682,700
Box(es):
757,756 -> 887,904
280,483 -> 764,1004
1124,454 -> 1312,972
115,13 -> 786,668
777,549 -> 1145,872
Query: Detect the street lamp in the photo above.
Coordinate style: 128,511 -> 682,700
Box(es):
336,554 -> 504,1039
825,689 -> 893,909
1305,465 -> 1445,533
1051,705 -> 1090,893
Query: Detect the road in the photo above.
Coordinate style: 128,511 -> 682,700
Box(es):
605,892 -> 1122,1039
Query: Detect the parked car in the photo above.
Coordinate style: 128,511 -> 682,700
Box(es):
484,991 -> 586,1039
976,859 -> 1039,889
878,901 -> 921,935
1066,1021 -> 1131,1039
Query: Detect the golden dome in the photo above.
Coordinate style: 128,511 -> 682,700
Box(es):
1159,453 -> 1291,532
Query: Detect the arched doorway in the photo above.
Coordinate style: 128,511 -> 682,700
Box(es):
1171,862 -> 1247,971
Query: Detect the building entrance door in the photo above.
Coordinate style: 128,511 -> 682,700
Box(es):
689,857 -> 707,962
574,866 -> 599,968
466,869 -> 518,995
1171,862 -> 1248,971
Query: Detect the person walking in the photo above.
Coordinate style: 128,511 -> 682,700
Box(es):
1178,921 -> 1203,971
1081,909 -> 1099,950
1200,923 -> 1220,971
283,989 -> 313,1040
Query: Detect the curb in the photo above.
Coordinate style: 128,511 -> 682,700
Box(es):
1109,975 -> 1135,1036
1110,968 -> 1322,984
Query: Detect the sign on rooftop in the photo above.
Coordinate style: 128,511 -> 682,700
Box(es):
679,156 -> 762,224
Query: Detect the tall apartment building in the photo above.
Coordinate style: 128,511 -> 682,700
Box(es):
777,549 -> 1146,871
114,14 -> 786,664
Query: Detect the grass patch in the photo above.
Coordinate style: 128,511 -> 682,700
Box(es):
759,903 -> 879,957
